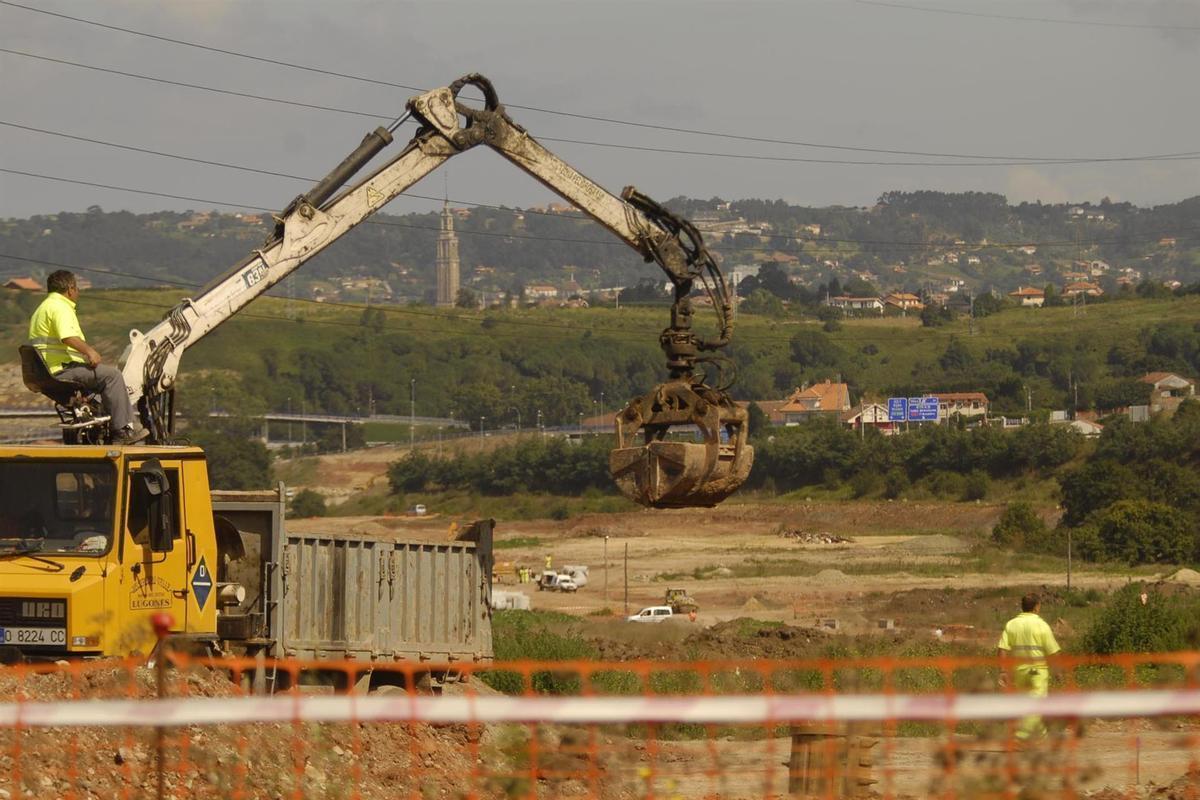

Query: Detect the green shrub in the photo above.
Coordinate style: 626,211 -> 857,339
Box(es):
482,610 -> 596,695
849,469 -> 882,499
883,468 -> 909,499
1080,584 -> 1191,654
962,469 -> 989,501
1089,500 -> 1195,565
991,502 -> 1046,550
290,489 -> 326,518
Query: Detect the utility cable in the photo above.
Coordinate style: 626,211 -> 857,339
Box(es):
5,0 -> 1195,161
3,46 -> 1200,167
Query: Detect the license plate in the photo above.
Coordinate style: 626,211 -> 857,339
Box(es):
0,627 -> 66,645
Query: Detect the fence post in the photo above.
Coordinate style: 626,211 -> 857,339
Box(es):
151,612 -> 175,800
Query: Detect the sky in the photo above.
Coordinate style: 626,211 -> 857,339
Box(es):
2,0 -> 1200,220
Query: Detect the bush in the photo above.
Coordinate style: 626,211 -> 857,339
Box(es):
883,468 -> 909,499
849,469 -> 882,499
991,502 -> 1047,550
962,469 -> 989,501
1081,584 -> 1191,654
290,489 -> 326,518
1089,500 -> 1195,565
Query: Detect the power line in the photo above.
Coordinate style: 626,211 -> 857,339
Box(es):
3,165 -> 1193,254
8,0 -> 1197,163
856,0 -> 1200,32
4,46 -> 1200,168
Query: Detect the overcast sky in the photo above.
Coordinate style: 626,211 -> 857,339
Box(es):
2,0 -> 1199,220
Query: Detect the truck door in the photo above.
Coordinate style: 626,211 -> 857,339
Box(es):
121,458 -> 190,646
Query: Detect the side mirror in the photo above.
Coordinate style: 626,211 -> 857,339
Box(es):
134,460 -> 173,553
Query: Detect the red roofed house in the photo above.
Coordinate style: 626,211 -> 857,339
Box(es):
4,276 -> 42,291
780,381 -> 851,423
1008,286 -> 1045,307
1062,281 -> 1104,298
1140,372 -> 1195,416
883,292 -> 924,313
735,399 -> 789,426
931,392 -> 989,422
841,402 -> 899,435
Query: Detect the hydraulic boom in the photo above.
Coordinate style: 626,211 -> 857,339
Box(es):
109,74 -> 753,508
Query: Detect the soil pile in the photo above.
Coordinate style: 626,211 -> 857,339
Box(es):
0,663 -> 483,800
1167,568 -> 1200,586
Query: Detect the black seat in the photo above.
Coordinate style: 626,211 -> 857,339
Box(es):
18,345 -> 89,407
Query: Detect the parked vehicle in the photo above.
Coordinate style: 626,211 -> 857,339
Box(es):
664,587 -> 699,614
627,606 -> 674,622
0,458 -> 494,685
537,570 -> 578,592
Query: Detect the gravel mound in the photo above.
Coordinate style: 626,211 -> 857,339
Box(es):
813,568 -> 848,583
1168,568 -> 1200,585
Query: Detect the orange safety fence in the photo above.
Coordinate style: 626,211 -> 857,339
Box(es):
2,651 -> 1200,799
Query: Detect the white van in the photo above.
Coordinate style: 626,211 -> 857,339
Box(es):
627,606 -> 674,622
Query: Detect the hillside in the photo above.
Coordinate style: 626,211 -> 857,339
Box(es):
2,192 -> 1199,305
3,285 -> 1199,422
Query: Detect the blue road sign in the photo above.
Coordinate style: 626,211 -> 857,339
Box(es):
907,396 -> 940,422
887,397 -> 908,422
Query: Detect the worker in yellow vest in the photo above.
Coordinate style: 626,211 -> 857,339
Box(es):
997,593 -> 1061,741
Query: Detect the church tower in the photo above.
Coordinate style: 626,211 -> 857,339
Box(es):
435,202 -> 461,307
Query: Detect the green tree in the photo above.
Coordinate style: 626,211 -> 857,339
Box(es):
455,288 -> 478,309
1090,500 -> 1194,565
746,402 -> 770,438
1081,583 -> 1190,654
789,330 -> 841,369
740,288 -> 785,316
186,417 -> 271,490
291,489 -> 327,518
991,502 -> 1047,550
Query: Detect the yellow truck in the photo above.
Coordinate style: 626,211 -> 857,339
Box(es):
5,73 -> 757,667
0,444 -> 494,675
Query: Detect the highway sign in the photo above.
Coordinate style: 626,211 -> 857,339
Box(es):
907,396 -> 940,422
887,397 -> 908,422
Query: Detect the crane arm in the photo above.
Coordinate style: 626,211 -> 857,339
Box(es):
116,73 -> 751,508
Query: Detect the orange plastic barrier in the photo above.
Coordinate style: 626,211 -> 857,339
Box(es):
2,652 -> 1200,799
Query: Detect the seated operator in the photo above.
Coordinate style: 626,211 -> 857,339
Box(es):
28,270 -> 147,444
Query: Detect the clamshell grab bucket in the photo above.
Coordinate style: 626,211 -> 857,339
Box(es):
608,380 -> 754,509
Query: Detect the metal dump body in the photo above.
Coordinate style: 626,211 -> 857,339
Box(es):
281,530 -> 493,662
211,487 -> 493,664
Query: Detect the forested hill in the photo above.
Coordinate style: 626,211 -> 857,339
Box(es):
2,191 -> 1199,300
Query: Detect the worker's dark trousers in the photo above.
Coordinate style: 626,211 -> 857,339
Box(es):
56,363 -> 134,432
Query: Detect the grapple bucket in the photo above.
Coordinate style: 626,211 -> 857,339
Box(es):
608,380 -> 754,508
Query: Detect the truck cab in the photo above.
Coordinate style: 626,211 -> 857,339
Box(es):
0,444 -> 218,660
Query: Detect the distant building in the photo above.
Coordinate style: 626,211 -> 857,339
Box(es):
931,392 -> 989,422
1008,286 -> 1046,307
4,276 -> 42,291
1140,372 -> 1195,416
883,292 -> 924,313
780,381 -> 852,423
1062,281 -> 1103,298
841,402 -> 898,435
827,295 -> 883,313
525,284 -> 559,300
735,399 -> 789,426
435,202 -> 461,307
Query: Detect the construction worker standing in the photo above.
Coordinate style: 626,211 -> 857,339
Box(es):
997,592 -> 1061,741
